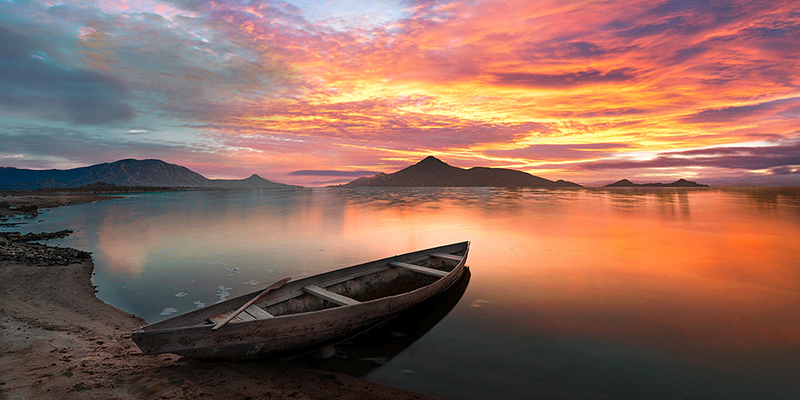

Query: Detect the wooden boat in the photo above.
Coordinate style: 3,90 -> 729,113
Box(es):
131,241 -> 470,358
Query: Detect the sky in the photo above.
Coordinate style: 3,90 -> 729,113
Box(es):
1,0 -> 799,187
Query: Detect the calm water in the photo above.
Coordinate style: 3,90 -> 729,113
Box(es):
12,187 -> 800,399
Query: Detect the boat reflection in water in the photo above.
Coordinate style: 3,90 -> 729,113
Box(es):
284,267 -> 471,377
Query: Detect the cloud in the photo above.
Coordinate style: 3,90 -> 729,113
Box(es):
646,0 -> 744,24
0,24 -> 134,125
0,124 -> 204,169
513,39 -> 640,64
159,0 -> 207,12
0,123 -> 288,181
770,166 -> 800,175
668,45 -> 709,63
682,98 -> 800,123
573,108 -> 647,118
615,16 -> 696,38
289,170 -> 380,177
492,69 -> 638,88
2,0 -> 800,186
577,141 -> 800,172
209,96 -> 557,151
607,0 -> 749,40
0,0 -> 300,127
557,41 -> 611,58
484,143 -> 633,161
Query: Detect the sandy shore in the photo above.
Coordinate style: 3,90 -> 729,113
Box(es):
0,192 -> 435,400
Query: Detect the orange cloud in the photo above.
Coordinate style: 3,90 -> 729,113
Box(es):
2,0 -> 799,185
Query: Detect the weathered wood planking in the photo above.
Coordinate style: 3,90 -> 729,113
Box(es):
209,311 -> 243,324
390,261 -> 448,277
245,305 -> 273,319
430,252 -> 463,262
303,284 -> 361,306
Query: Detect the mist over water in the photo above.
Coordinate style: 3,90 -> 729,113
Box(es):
20,187 -> 800,399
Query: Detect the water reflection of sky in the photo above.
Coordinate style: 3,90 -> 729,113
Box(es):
12,187 -> 800,399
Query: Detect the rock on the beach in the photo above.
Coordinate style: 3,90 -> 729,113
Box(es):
15,204 -> 39,213
314,345 -> 339,360
1,231 -> 91,266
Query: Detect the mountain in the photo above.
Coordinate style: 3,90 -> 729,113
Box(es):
0,159 -> 295,190
204,174 -> 292,188
604,178 -> 709,188
340,156 -> 582,188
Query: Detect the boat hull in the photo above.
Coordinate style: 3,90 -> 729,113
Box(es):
132,242 -> 469,358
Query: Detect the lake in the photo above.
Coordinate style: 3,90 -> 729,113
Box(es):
17,187 -> 800,399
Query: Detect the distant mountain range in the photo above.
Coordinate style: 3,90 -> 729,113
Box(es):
0,159 -> 295,190
339,156 -> 583,188
0,157 -> 710,190
603,179 -> 709,188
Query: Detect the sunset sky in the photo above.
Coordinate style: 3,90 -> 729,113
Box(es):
2,0 -> 799,186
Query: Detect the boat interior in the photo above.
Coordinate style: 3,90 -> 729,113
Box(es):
203,248 -> 467,326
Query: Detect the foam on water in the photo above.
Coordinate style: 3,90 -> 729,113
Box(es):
216,286 -> 232,303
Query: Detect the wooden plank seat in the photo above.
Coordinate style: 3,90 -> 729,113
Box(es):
390,261 -> 448,278
207,305 -> 274,325
430,252 -> 463,262
303,284 -> 361,306
236,310 -> 256,321
245,305 -> 274,319
209,311 -> 241,324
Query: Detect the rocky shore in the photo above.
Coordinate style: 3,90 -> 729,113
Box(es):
0,230 -> 89,267
0,192 -> 435,400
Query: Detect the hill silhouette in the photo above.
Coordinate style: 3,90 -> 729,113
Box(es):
340,156 -> 582,188
604,178 -> 709,188
0,159 -> 295,190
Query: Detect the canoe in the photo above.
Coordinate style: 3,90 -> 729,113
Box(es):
131,241 -> 470,358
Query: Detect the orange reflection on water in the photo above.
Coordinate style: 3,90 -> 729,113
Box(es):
87,188 -> 800,382
463,189 -> 800,381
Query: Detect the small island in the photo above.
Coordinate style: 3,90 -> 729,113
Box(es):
604,178 -> 709,188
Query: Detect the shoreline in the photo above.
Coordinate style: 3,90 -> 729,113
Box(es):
0,192 -> 435,400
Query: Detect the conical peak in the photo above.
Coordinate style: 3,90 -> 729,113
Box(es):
417,156 -> 447,165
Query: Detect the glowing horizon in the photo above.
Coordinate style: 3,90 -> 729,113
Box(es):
2,0 -> 799,186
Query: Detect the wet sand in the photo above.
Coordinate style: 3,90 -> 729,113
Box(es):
0,192 -> 435,400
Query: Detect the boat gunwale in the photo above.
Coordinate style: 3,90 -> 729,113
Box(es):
134,241 -> 469,335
